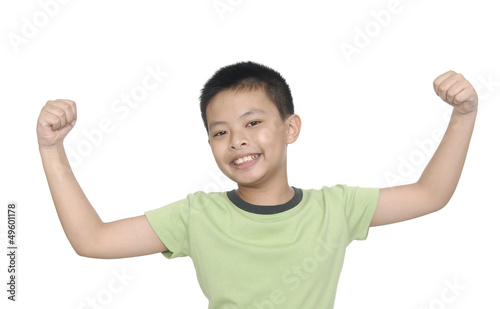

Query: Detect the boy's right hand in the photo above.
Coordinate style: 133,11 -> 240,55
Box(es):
37,99 -> 77,148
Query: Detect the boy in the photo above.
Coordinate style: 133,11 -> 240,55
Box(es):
37,62 -> 478,308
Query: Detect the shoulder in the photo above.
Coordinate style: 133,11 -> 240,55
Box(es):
176,190 -> 234,217
145,190 -> 228,217
302,185 -> 379,207
187,190 -> 229,206
302,184 -> 352,199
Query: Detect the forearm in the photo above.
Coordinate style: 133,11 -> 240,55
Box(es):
417,109 -> 477,209
39,144 -> 104,255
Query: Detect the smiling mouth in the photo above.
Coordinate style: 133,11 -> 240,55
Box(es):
232,154 -> 261,166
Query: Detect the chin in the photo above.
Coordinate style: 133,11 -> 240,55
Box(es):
219,163 -> 269,188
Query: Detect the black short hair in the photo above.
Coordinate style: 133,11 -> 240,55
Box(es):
199,61 -> 294,133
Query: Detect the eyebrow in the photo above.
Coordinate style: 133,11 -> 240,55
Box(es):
208,109 -> 267,131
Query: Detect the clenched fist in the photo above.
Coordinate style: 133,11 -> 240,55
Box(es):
37,99 -> 77,148
433,71 -> 478,116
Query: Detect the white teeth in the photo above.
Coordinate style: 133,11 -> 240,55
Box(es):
234,155 -> 259,165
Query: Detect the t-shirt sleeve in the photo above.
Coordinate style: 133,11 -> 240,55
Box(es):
336,185 -> 380,243
144,197 -> 191,259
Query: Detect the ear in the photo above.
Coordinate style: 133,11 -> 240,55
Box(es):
286,114 -> 301,144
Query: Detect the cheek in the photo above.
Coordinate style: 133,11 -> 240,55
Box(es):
256,124 -> 286,149
210,143 -> 224,162
257,128 -> 275,145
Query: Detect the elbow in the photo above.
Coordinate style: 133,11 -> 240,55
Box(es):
71,223 -> 106,258
74,246 -> 105,259
69,234 -> 102,259
430,193 -> 454,213
72,243 -> 94,258
75,247 -> 92,258
415,181 -> 453,214
426,197 -> 451,215
429,201 -> 448,214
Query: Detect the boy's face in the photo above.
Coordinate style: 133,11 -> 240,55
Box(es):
206,88 -> 300,188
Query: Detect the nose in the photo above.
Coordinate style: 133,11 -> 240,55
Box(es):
230,130 -> 248,150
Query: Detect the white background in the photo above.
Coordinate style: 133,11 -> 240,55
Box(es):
1,0 -> 499,308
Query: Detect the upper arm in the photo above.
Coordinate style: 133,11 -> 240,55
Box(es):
370,183 -> 442,227
79,215 -> 168,259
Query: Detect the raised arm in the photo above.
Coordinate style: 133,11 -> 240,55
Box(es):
38,99 -> 167,258
371,71 -> 478,226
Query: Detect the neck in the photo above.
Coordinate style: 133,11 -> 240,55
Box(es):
236,181 -> 295,206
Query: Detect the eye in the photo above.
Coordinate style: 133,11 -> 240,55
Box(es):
213,131 -> 227,137
247,121 -> 261,127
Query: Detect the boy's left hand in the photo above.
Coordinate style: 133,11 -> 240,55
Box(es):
433,70 -> 478,116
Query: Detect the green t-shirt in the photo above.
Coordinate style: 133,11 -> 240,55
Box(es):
145,185 -> 379,308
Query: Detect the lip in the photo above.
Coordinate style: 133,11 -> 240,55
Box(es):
230,153 -> 261,170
